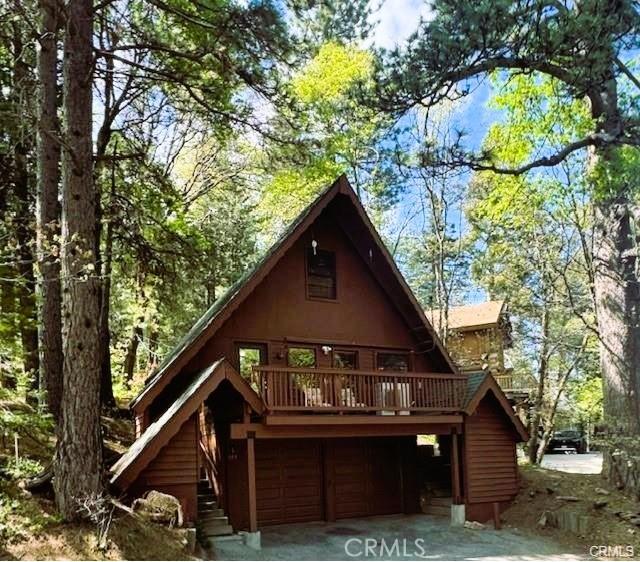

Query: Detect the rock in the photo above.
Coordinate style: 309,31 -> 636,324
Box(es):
464,521 -> 486,530
594,500 -> 608,509
556,496 -> 579,502
630,517 -> 640,526
132,490 -> 184,527
178,527 -> 197,553
546,487 -> 555,495
538,512 -> 549,527
595,487 -> 610,495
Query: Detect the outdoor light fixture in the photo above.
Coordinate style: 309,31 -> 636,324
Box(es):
311,239 -> 318,255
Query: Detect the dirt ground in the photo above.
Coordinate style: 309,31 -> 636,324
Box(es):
502,464 -> 640,559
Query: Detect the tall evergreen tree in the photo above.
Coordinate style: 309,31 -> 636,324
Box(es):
54,0 -> 103,520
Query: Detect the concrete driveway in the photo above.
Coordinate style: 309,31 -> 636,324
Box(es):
541,452 -> 603,474
210,514 -> 579,560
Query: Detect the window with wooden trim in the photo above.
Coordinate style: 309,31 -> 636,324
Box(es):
306,248 -> 336,300
236,343 -> 267,379
376,352 -> 409,372
332,350 -> 358,370
287,346 -> 316,368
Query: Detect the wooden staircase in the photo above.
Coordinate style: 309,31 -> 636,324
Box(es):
424,482 -> 452,517
197,476 -> 233,544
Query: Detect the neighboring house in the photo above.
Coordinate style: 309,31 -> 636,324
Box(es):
426,302 -> 534,401
110,176 -> 528,545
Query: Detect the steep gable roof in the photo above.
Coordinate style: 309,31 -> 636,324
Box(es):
426,301 -> 506,332
464,371 -> 529,442
131,175 -> 458,413
111,358 -> 263,489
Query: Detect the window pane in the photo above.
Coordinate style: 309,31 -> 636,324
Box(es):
238,347 -> 263,378
307,249 -> 336,299
377,352 -> 409,372
333,350 -> 357,369
287,347 -> 316,368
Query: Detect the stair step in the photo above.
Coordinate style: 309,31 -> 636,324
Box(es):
201,515 -> 229,525
199,500 -> 218,509
207,534 -> 243,548
425,505 -> 450,517
200,508 -> 224,517
201,524 -> 234,537
430,496 -> 452,507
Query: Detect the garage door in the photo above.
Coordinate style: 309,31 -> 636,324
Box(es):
331,437 -> 402,519
255,439 -> 323,525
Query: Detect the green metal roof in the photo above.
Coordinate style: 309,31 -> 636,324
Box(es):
465,371 -> 488,406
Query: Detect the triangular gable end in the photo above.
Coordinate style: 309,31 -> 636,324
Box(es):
131,175 -> 458,414
465,373 -> 529,442
111,358 -> 263,490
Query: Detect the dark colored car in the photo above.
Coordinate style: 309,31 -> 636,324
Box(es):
547,429 -> 587,454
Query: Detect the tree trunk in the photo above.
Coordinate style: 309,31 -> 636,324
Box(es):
53,0 -> 103,520
95,51 -> 115,408
11,3 -> 40,397
99,179 -> 115,408
589,73 -> 640,436
527,305 -> 550,465
123,321 -> 143,384
593,191 -> 640,435
36,0 -> 63,422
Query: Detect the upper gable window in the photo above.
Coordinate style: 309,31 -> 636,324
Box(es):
306,248 -> 336,300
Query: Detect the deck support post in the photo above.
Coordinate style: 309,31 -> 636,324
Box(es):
450,429 -> 465,526
247,432 -> 258,534
451,429 -> 462,504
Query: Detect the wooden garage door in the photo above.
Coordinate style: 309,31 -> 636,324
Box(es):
332,437 -> 402,519
255,439 -> 323,525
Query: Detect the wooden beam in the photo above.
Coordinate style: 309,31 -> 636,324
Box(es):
247,434 -> 257,533
451,429 -> 462,505
264,415 -> 463,426
230,422 -> 462,440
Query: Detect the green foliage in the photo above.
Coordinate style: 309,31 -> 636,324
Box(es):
0,481 -> 59,544
2,457 -> 44,480
292,42 -> 372,103
260,41 -> 399,233
570,376 -> 604,425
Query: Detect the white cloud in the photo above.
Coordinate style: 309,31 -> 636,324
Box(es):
368,0 -> 433,50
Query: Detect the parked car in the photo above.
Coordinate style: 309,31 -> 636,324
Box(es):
547,429 -> 587,454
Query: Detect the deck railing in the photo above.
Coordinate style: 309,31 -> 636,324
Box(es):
251,366 -> 468,414
494,372 -> 537,393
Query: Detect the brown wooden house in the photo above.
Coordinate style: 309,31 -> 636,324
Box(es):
110,176 -> 527,545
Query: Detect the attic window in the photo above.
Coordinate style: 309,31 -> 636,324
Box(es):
307,248 -> 336,300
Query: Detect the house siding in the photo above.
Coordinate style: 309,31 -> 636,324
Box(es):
130,414 -> 199,522
464,393 -> 519,522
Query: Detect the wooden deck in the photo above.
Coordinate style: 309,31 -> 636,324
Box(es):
494,373 -> 536,394
251,365 -> 468,414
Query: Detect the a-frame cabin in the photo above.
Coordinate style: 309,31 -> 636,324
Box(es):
110,175 -> 527,544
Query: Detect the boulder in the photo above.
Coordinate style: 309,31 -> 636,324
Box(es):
593,500 -> 608,509
463,521 -> 486,530
132,490 -> 184,527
